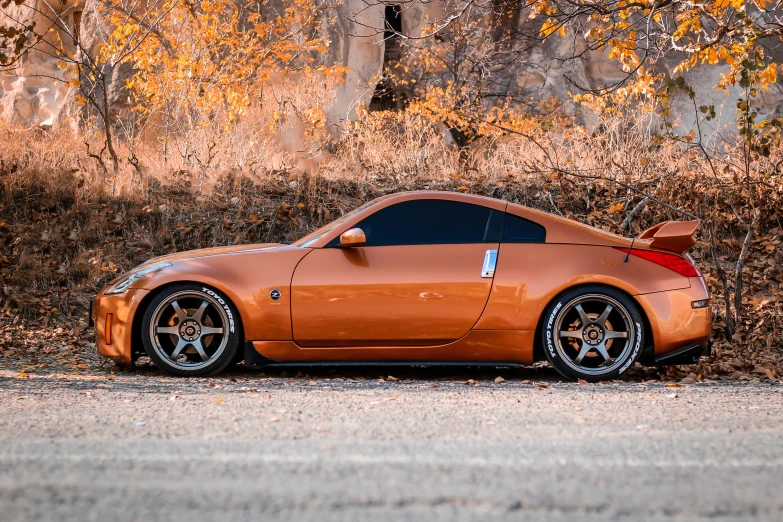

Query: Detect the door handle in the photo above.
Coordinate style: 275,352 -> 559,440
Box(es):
481,249 -> 498,278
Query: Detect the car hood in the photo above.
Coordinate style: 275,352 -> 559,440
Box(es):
145,243 -> 285,265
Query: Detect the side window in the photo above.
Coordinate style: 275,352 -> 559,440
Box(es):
503,213 -> 546,243
331,199 -> 494,246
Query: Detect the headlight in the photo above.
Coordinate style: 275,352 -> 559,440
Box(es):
105,262 -> 172,295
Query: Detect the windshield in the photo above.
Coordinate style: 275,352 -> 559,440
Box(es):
293,199 -> 382,247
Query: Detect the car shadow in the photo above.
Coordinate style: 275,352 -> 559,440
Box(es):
226,363 -> 568,383
129,359 -> 666,383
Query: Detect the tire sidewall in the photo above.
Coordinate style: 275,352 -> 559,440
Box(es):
542,285 -> 645,382
141,283 -> 242,377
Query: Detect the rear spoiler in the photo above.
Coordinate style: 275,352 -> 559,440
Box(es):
638,220 -> 700,253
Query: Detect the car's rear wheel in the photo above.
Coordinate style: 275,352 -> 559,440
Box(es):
542,286 -> 644,382
141,284 -> 241,377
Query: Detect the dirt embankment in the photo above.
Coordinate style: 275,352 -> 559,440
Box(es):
1,167 -> 781,379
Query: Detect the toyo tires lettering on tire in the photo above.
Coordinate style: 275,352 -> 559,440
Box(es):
545,302 -> 563,359
618,322 -> 644,374
540,286 -> 645,382
202,287 -> 235,333
141,283 -> 242,377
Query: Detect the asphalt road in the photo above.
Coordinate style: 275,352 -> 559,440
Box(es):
0,366 -> 781,522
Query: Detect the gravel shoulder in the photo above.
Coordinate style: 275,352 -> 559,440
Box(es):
0,366 -> 782,521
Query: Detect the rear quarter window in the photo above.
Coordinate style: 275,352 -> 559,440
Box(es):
503,214 -> 546,243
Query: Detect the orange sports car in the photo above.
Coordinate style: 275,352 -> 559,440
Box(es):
92,191 -> 711,381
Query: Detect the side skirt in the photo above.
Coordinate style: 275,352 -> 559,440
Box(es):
243,341 -> 280,368
245,330 -> 535,366
253,361 -> 525,369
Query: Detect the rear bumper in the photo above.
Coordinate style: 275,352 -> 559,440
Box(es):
93,288 -> 149,366
635,277 -> 712,361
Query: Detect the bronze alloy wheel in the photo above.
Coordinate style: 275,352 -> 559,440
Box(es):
543,286 -> 645,381
141,284 -> 241,377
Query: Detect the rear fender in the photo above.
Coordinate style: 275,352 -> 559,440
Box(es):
476,243 -> 690,331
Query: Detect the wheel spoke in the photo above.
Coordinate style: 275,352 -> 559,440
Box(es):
574,304 -> 590,325
201,326 -> 224,336
595,343 -> 613,363
604,330 -> 629,340
560,330 -> 582,339
191,339 -> 208,361
596,303 -> 613,326
170,339 -> 189,361
170,300 -> 189,322
573,344 -> 592,366
192,300 -> 209,323
156,326 -> 179,336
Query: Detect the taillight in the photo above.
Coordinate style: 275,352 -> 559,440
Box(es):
613,247 -> 701,277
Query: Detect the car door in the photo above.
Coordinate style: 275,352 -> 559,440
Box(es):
290,199 -> 502,346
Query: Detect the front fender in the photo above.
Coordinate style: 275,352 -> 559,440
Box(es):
134,245 -> 311,341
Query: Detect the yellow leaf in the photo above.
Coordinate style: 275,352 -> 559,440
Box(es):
760,64 -> 777,86
540,18 -> 558,38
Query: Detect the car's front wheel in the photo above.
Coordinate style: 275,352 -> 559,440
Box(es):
141,283 -> 241,377
541,286 -> 645,382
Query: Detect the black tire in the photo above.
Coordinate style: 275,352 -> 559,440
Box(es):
141,283 -> 241,377
541,285 -> 645,382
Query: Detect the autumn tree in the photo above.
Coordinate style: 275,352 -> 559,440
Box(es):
1,0 -> 340,179
1,0 -> 173,175
119,0 -> 340,179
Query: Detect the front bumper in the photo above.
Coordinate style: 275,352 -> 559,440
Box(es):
93,287 -> 149,366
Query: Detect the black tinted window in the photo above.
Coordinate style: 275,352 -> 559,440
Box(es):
503,214 -> 546,243
333,199 -> 494,246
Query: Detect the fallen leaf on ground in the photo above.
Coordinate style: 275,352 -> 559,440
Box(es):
666,383 -> 682,388
494,376 -> 505,384
387,375 -> 399,382
577,379 -> 589,385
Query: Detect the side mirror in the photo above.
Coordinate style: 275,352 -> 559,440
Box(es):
339,227 -> 366,247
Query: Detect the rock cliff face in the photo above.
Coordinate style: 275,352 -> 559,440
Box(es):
0,0 -> 83,127
2,0 -> 782,131
325,0 -> 783,131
